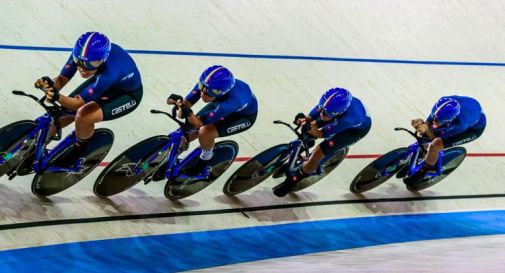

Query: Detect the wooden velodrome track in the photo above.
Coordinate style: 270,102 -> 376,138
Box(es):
0,0 -> 504,260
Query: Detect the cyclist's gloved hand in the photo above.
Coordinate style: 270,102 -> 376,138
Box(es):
301,122 -> 317,148
411,118 -> 425,129
35,76 -> 54,89
293,112 -> 306,125
301,122 -> 315,148
45,87 -> 60,103
167,94 -> 183,105
417,123 -> 435,140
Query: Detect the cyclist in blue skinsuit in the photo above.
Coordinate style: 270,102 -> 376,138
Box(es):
34,32 -> 143,165
167,65 -> 258,175
407,95 -> 486,182
274,87 -> 372,197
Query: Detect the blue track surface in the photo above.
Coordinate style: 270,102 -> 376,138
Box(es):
1,210 -> 505,272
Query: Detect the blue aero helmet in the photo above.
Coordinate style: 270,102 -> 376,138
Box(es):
198,65 -> 235,98
72,32 -> 111,70
431,97 -> 461,125
318,87 -> 353,118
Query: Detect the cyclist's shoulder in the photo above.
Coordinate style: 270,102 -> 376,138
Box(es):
347,97 -> 367,115
334,97 -> 368,124
232,79 -> 252,93
227,79 -> 255,101
110,43 -> 127,55
98,47 -> 139,80
106,44 -> 136,67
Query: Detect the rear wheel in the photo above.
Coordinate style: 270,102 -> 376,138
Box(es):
0,120 -> 37,177
32,128 -> 114,197
223,144 -> 289,196
165,140 -> 239,200
406,147 -> 466,191
93,135 -> 170,197
350,148 -> 409,193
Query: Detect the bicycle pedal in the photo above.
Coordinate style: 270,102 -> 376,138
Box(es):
143,176 -> 153,185
7,171 -> 17,180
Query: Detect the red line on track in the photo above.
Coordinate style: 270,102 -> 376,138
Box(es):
466,153 -> 505,157
97,153 -> 505,167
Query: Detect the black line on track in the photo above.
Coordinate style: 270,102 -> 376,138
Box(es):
2,193 -> 505,231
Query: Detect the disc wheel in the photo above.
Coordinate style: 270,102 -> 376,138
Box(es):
32,128 -> 114,197
350,148 -> 409,193
0,120 -> 37,177
223,144 -> 289,196
93,135 -> 170,197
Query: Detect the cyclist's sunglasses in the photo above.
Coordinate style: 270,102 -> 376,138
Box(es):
73,55 -> 103,71
430,113 -> 451,127
319,106 -> 338,118
198,81 -> 222,98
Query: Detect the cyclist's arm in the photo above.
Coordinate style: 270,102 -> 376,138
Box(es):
308,121 -> 323,138
433,122 -> 467,139
56,74 -> 113,111
53,75 -> 70,90
308,105 -> 320,120
36,55 -> 73,92
187,112 -> 203,128
184,84 -> 201,106
320,116 -> 361,138
57,54 -> 77,89
194,101 -> 236,128
57,94 -> 86,111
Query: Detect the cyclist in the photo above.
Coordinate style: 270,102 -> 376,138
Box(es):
167,65 -> 258,176
274,87 -> 371,197
406,95 -> 486,183
34,32 -> 143,166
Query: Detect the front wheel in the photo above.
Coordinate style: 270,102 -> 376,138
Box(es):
165,140 -> 239,200
350,148 -> 409,193
31,128 -> 114,197
223,144 -> 290,196
0,120 -> 37,177
293,147 -> 349,192
93,135 -> 171,197
406,147 -> 466,191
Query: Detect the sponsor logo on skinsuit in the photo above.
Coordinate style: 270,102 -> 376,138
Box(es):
112,100 -> 137,115
452,135 -> 477,146
227,121 -> 252,134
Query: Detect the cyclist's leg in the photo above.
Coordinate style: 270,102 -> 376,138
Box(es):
213,112 -> 257,137
425,138 -> 444,166
98,87 -> 143,122
185,111 -> 256,175
70,86 -> 142,162
48,77 -> 96,136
